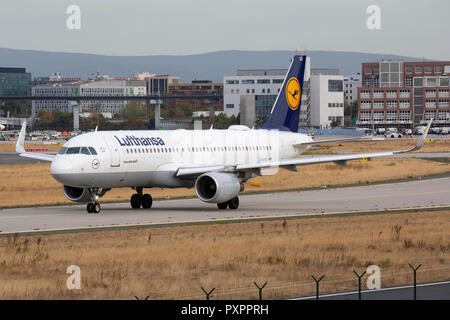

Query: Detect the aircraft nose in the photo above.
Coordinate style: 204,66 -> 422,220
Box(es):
50,158 -> 72,175
50,159 -> 75,184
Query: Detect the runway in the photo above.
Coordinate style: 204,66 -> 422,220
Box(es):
1,177 -> 449,235
290,280 -> 450,300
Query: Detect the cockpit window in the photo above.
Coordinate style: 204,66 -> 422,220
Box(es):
66,147 -> 81,154
61,146 -> 98,155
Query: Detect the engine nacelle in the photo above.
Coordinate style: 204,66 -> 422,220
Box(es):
63,185 -> 109,203
195,172 -> 242,203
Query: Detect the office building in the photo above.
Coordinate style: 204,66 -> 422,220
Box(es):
0,67 -> 31,96
357,60 -> 450,129
32,79 -> 146,118
343,73 -> 361,104
224,57 -> 311,128
309,69 -> 344,128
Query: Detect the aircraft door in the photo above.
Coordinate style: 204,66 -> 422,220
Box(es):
104,137 -> 121,167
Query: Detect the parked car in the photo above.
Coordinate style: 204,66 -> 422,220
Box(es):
306,131 -> 315,138
401,128 -> 412,136
414,126 -> 427,135
376,128 -> 385,135
385,128 -> 402,138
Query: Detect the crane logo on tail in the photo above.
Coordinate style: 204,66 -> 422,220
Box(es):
286,77 -> 301,110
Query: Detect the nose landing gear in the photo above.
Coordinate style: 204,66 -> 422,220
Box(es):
86,188 -> 103,214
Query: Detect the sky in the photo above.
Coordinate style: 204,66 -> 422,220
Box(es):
0,0 -> 449,60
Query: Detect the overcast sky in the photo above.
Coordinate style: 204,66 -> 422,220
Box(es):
0,0 -> 448,59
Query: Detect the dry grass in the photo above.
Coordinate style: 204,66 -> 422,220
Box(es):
0,210 -> 449,299
0,158 -> 449,208
308,139 -> 450,155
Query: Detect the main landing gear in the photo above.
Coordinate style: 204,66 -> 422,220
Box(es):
217,196 -> 239,210
130,187 -> 153,209
87,201 -> 101,214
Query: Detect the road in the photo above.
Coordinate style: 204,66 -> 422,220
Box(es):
0,177 -> 449,235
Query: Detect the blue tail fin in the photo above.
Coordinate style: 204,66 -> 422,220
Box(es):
262,55 -> 306,132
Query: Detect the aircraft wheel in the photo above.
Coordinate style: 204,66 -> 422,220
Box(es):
130,194 -> 142,209
228,197 -> 239,210
93,202 -> 101,214
217,202 -> 228,210
142,194 -> 153,209
87,203 -> 94,213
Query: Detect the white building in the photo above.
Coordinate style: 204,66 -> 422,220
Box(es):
223,57 -> 311,127
32,79 -> 147,118
310,69 -> 344,128
343,73 -> 361,104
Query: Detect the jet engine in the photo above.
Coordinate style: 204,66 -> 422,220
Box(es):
195,172 -> 242,203
63,185 -> 108,203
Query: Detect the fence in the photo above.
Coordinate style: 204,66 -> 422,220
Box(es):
132,264 -> 449,300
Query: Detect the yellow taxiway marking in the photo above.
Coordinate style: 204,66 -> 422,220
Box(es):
0,205 -> 449,236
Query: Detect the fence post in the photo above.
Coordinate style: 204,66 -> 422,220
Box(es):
353,270 -> 367,300
201,287 -> 215,300
311,275 -> 325,300
253,282 -> 267,300
408,264 -> 422,300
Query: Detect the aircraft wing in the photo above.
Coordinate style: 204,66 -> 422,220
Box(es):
15,122 -> 56,162
176,120 -> 432,177
294,136 -> 385,146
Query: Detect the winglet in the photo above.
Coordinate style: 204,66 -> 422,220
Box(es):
395,119 -> 432,154
16,121 -> 26,153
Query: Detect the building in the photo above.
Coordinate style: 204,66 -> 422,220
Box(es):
309,69 -> 344,128
32,79 -> 147,118
343,73 -> 361,104
0,67 -> 31,96
167,80 -> 223,116
357,60 -> 450,130
223,69 -> 289,118
223,57 -> 311,128
32,73 -> 81,86
134,73 -> 180,95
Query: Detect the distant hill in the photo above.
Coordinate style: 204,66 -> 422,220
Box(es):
0,48 -> 425,82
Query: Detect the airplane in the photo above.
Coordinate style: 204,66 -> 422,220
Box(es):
0,124 -> 5,131
15,55 -> 432,213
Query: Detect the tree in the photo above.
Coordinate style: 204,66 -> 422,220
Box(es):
122,102 -> 147,119
254,114 -> 268,128
3,100 -> 31,117
180,103 -> 194,117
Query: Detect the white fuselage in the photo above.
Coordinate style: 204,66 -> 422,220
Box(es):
50,126 -> 312,188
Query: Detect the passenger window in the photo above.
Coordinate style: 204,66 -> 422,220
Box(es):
88,147 -> 97,155
81,147 -> 90,155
